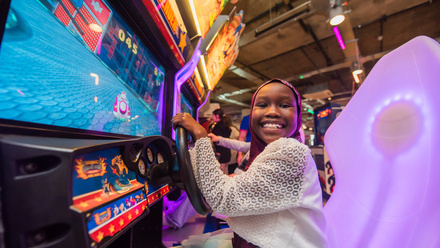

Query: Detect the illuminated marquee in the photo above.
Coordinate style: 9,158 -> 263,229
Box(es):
157,0 -> 178,34
142,0 -> 190,65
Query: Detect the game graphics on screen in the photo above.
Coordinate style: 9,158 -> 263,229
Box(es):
0,0 -> 165,136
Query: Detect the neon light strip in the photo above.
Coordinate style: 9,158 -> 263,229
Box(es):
189,0 -> 202,36
97,34 -> 102,55
200,56 -> 211,90
196,90 -> 211,122
333,26 -> 345,50
172,38 -> 202,122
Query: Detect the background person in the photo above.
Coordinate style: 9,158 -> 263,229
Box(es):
237,114 -> 251,165
210,108 -> 232,174
223,115 -> 240,174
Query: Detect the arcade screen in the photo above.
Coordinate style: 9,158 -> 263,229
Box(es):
314,103 -> 342,145
0,0 -> 165,137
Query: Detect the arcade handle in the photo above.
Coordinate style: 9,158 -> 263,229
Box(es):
175,126 -> 211,215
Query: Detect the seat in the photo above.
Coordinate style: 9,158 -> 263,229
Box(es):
323,36 -> 440,248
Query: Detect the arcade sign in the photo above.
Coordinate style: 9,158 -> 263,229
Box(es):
200,10 -> 245,90
142,0 -> 191,66
187,0 -> 238,38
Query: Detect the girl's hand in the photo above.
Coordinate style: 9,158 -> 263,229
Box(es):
207,133 -> 220,142
172,113 -> 208,141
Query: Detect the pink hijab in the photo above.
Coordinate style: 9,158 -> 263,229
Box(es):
245,79 -> 303,171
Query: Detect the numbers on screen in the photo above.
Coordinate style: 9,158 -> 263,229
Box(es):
118,29 -> 138,55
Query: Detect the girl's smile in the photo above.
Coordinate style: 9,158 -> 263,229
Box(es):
251,83 -> 298,144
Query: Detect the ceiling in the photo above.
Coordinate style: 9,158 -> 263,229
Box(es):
209,0 -> 440,131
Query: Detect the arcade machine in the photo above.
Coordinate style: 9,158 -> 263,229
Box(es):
311,103 -> 343,203
0,0 -> 194,247
0,0 -> 245,247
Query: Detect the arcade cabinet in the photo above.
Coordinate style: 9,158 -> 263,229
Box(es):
0,0 -> 245,247
311,103 -> 342,202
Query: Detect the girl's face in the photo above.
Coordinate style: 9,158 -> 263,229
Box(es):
251,83 -> 298,144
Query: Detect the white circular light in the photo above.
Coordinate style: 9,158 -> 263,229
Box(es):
330,15 -> 345,26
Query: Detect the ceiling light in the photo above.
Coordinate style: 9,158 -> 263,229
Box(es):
352,69 -> 363,75
352,69 -> 363,83
352,57 -> 364,83
329,6 -> 345,26
333,26 -> 345,50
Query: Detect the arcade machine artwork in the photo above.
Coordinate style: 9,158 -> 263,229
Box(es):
72,147 -> 147,244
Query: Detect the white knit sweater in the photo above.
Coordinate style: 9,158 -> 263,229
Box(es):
190,137 -> 327,248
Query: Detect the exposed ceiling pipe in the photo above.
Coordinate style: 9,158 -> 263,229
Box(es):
244,0 -> 294,26
239,1 -> 315,47
254,1 -> 311,36
298,19 -> 333,67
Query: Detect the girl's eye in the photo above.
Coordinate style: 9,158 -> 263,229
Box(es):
255,103 -> 267,108
280,104 -> 292,108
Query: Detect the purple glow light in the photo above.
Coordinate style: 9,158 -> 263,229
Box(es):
172,38 -> 202,138
97,34 -> 103,55
157,79 -> 165,132
323,36 -> 440,248
333,26 -> 345,50
196,90 -> 211,122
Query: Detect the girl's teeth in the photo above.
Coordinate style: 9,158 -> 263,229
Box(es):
263,123 -> 282,129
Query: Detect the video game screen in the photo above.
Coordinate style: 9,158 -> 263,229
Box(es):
314,103 -> 343,145
0,0 -> 165,136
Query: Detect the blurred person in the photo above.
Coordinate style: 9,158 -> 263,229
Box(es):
210,108 -> 232,174
199,116 -> 211,133
224,115 -> 240,174
237,114 -> 251,165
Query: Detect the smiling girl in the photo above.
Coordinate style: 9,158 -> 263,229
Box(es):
172,79 -> 327,248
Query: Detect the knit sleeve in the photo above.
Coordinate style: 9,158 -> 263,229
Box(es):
190,137 -> 309,217
218,137 -> 250,153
